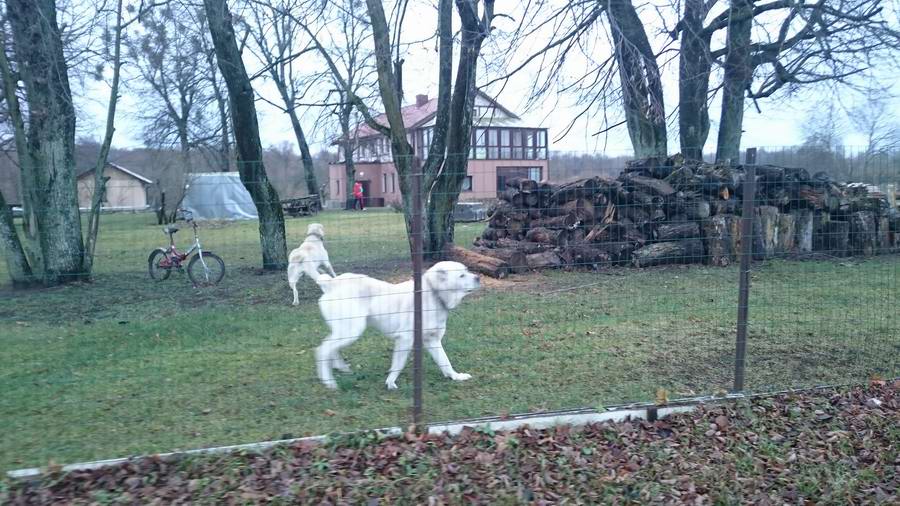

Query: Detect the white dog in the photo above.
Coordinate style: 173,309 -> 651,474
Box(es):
314,261 -> 481,390
288,223 -> 337,305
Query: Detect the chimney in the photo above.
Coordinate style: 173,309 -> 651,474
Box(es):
415,94 -> 429,107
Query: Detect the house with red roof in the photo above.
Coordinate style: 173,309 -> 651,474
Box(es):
328,90 -> 549,207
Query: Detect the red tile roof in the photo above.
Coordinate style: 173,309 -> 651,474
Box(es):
347,97 -> 438,141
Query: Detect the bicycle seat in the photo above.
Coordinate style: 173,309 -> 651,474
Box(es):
163,226 -> 179,235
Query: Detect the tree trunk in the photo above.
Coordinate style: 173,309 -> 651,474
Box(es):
366,0 -> 416,251
425,0 -> 491,259
606,0 -> 667,157
213,76 -> 232,172
84,0 -> 124,274
204,42 -> 232,172
0,190 -> 34,286
7,0 -> 86,285
678,0 -> 712,161
338,101 -> 357,210
715,0 -> 753,164
275,79 -> 319,197
204,0 -> 287,269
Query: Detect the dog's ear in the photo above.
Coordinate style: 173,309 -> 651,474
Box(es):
425,264 -> 448,287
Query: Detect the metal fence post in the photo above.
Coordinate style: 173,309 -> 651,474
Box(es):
410,158 -> 425,430
733,148 -> 757,393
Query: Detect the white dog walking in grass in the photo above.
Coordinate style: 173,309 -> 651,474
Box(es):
288,223 -> 337,305
314,261 -> 481,390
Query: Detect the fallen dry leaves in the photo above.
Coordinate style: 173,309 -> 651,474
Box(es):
4,382 -> 899,505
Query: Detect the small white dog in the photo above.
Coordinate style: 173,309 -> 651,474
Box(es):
314,261 -> 481,390
288,223 -> 337,305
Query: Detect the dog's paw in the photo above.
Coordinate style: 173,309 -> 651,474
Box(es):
335,363 -> 352,373
451,373 -> 472,382
322,379 -> 338,390
292,300 -> 299,306
385,380 -> 399,390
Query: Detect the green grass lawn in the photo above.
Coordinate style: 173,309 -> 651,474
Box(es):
1,210 -> 898,471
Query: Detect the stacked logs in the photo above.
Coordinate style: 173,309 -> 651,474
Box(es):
461,156 -> 900,277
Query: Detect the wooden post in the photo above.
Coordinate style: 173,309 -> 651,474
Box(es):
734,148 -> 756,393
411,158 -> 424,431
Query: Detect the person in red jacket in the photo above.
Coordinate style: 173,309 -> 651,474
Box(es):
352,180 -> 365,210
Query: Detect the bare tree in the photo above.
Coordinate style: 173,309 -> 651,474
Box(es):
326,0 -> 376,210
847,85 -> 899,179
246,0 -> 321,197
125,3 -> 217,171
204,0 -> 287,270
425,0 -> 498,256
494,0 -> 900,163
84,0 -> 126,273
1,0 -> 85,286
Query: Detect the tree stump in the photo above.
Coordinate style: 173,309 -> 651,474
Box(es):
702,215 -> 733,266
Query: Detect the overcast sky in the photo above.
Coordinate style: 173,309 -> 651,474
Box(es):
75,0 -> 898,157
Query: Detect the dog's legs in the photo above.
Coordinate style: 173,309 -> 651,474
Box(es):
426,333 -> 471,382
324,261 -> 337,278
331,351 -> 351,373
316,318 -> 365,389
287,261 -> 303,306
385,333 -> 413,390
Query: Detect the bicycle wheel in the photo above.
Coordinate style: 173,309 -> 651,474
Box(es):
187,252 -> 225,286
148,248 -> 172,281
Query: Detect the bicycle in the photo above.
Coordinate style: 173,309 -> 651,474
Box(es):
148,213 -> 225,286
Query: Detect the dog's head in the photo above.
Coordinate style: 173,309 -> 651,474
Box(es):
424,261 -> 481,309
307,223 -> 325,238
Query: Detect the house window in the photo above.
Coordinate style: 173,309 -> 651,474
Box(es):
472,128 -> 486,159
487,129 -> 499,159
537,130 -> 547,159
499,129 -> 510,159
391,173 -> 396,193
529,167 -> 542,181
461,176 -> 473,192
383,173 -> 388,192
336,179 -> 341,196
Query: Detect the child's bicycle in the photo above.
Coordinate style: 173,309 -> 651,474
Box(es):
148,212 -> 225,286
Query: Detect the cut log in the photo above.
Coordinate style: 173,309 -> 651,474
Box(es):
595,241 -> 636,265
793,210 -> 813,253
506,219 -> 527,239
654,222 -> 701,241
498,187 -> 518,203
524,192 -> 540,207
622,173 -> 676,196
686,199 -> 711,220
776,213 -> 796,254
561,197 -> 596,224
519,179 -> 539,193
632,239 -> 705,267
472,247 -> 527,273
530,213 -> 579,230
497,239 -> 554,254
753,206 -> 779,260
561,244 -> 613,268
813,220 -> 850,257
526,251 -> 563,269
525,227 -> 560,244
876,217 -> 890,254
447,245 -> 509,278
848,211 -> 876,256
480,226 -> 505,241
701,215 -> 733,266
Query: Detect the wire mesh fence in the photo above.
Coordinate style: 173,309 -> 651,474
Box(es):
1,147 -> 898,471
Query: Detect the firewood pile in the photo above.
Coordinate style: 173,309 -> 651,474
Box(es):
451,155 -> 900,278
